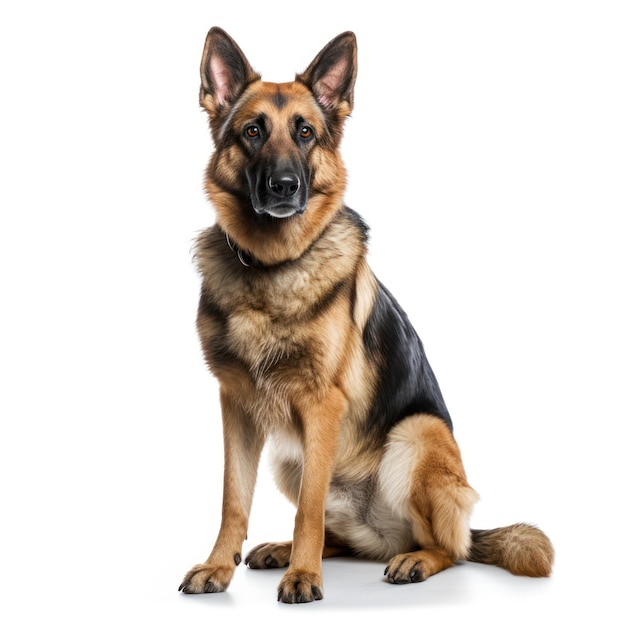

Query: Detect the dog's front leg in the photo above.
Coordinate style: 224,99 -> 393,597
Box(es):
277,386 -> 346,603
180,389 -> 264,594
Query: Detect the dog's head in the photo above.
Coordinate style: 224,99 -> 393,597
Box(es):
199,27 -> 357,264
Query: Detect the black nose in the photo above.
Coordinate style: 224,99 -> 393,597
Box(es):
268,171 -> 300,197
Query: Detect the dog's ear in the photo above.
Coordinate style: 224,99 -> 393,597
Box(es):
297,32 -> 357,114
200,27 -> 260,118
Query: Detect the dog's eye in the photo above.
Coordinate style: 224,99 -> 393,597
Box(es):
299,126 -> 313,139
245,125 -> 260,138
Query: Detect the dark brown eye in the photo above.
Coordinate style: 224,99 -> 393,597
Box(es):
300,126 -> 313,139
245,125 -> 260,138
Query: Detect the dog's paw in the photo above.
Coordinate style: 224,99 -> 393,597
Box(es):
277,569 -> 324,603
178,562 -> 235,594
245,541 -> 292,569
384,553 -> 429,584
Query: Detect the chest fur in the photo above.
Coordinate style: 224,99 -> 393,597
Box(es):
194,212 -> 370,413
198,260 -> 352,395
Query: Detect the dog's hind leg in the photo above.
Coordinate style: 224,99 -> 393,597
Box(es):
379,414 -> 479,584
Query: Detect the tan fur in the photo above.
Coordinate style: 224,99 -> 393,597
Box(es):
468,524 -> 554,577
379,416 -> 479,560
179,28 -> 554,604
205,80 -> 349,267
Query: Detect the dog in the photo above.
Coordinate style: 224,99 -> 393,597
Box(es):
179,27 -> 554,604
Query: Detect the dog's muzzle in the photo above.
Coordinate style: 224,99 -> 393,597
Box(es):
247,166 -> 308,218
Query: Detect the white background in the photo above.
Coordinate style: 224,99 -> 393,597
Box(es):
1,1 -> 624,624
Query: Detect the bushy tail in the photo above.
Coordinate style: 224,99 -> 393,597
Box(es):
468,523 -> 554,577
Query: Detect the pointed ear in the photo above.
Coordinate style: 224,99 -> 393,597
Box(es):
199,27 -> 260,115
297,31 -> 357,113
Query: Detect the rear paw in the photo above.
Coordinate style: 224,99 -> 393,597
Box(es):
277,569 -> 323,603
384,554 -> 429,584
178,562 -> 234,594
245,541 -> 292,569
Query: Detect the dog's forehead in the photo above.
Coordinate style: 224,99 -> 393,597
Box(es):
240,80 -> 321,120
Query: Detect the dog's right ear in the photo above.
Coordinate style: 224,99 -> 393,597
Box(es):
199,27 -> 260,119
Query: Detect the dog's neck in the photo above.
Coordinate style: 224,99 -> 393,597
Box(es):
220,207 -> 365,270
222,225 -> 325,270
224,231 -> 267,268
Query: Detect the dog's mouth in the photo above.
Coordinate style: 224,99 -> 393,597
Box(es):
259,204 -> 304,219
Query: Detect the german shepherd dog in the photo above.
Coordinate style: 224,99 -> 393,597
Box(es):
179,27 -> 554,603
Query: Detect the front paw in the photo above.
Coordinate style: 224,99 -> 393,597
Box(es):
277,569 -> 324,603
178,561 -> 235,594
245,541 -> 292,569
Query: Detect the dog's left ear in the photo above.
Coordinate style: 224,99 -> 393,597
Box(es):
297,32 -> 357,114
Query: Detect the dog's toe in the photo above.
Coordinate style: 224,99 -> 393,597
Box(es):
179,562 -> 234,594
245,541 -> 292,569
384,554 -> 428,584
277,569 -> 324,603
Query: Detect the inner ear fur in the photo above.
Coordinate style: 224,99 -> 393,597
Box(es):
199,27 -> 260,111
297,31 -> 358,112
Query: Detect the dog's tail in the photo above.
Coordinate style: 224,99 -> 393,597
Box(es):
467,523 -> 554,577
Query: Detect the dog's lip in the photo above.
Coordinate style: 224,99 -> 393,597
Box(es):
264,206 -> 300,218
254,203 -> 305,219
